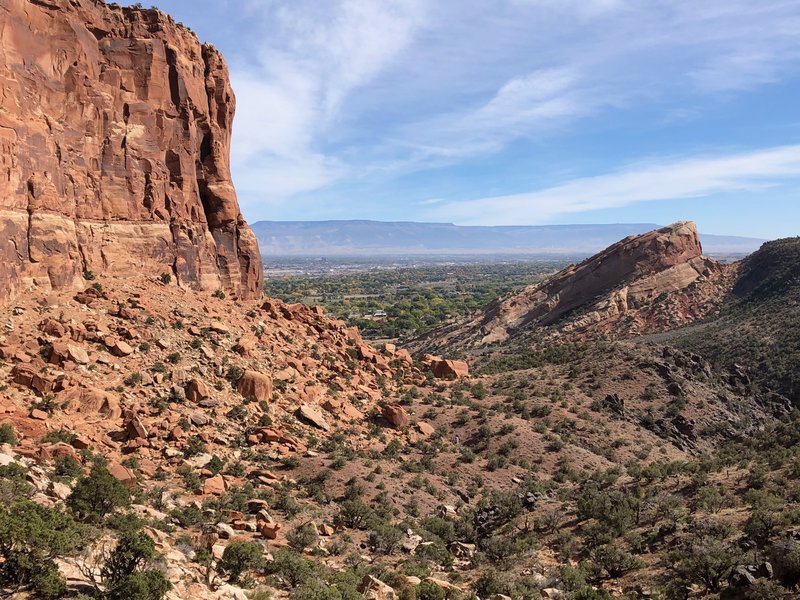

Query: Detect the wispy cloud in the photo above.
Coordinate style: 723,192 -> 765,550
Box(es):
423,145 -> 800,225
197,0 -> 800,220
392,68 -> 588,160
228,0 -> 426,208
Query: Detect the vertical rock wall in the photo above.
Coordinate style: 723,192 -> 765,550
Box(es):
0,0 -> 263,300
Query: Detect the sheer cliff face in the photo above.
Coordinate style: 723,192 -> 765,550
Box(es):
0,0 -> 262,300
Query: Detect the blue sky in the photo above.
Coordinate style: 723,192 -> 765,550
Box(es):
146,0 -> 800,239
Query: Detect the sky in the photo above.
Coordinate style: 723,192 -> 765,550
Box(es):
145,0 -> 800,239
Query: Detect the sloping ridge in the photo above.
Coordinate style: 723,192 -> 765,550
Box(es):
0,0 -> 262,301
411,221 -> 735,352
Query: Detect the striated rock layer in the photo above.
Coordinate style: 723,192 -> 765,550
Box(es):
0,0 -> 262,301
412,222 -> 736,352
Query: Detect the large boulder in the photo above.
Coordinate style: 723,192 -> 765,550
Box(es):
185,378 -> 211,403
297,404 -> 331,431
382,404 -> 410,428
236,371 -> 273,402
430,359 -> 469,380
358,575 -> 396,600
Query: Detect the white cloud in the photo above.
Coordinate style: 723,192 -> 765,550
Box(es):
229,0 -> 426,202
395,67 -> 592,161
509,0 -> 624,18
423,145 -> 800,225
370,0 -> 800,165
214,0 -> 800,218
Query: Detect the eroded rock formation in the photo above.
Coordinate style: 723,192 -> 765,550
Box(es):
0,0 -> 262,301
412,222 -> 736,351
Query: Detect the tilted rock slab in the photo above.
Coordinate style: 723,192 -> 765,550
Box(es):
412,221 -> 733,350
0,0 -> 262,301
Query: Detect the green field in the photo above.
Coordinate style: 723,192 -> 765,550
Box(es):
264,260 -> 566,340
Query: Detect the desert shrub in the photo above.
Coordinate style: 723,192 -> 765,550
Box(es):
106,570 -> 171,600
265,548 -> 317,587
41,429 -> 77,445
336,498 -> 373,529
0,423 -> 17,445
367,522 -> 403,555
286,523 -> 319,552
0,462 -> 32,503
588,544 -> 645,579
219,541 -> 265,584
0,498 -> 87,598
67,463 -> 131,522
667,527 -> 739,592
416,579 -> 446,600
101,529 -> 171,600
54,455 -> 84,480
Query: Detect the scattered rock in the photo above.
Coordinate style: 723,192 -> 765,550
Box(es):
382,404 -> 410,428
105,337 -> 134,357
417,422 -> 435,436
203,475 -> 226,496
107,461 -> 137,487
236,370 -> 273,402
298,404 -> 331,431
430,359 -> 469,380
185,378 -> 211,403
358,575 -> 397,600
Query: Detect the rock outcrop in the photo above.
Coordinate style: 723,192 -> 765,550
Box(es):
0,0 -> 262,301
412,222 -> 736,351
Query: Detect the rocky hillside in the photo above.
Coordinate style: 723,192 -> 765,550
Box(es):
1,274 -> 797,600
0,0 -> 262,301
674,237 -> 800,406
411,222 -> 735,354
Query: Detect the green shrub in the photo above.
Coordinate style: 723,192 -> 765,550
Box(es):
54,455 -> 84,480
67,464 -> 131,522
416,580 -> 446,600
265,548 -> 317,587
0,499 -> 86,598
0,423 -> 17,445
106,570 -> 171,600
219,541 -> 265,584
286,523 -> 319,552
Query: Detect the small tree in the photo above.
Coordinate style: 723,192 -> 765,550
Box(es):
68,463 -> 131,522
0,498 -> 87,598
286,523 -> 319,552
218,541 -> 265,584
589,544 -> 645,580
106,570 -> 171,600
101,530 -> 158,587
416,580 -> 446,600
0,423 -> 17,445
669,533 -> 739,592
264,548 -> 317,587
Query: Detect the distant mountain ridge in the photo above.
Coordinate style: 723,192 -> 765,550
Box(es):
251,220 -> 765,256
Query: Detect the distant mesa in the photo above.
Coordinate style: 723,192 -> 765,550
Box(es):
251,219 -> 765,257
410,221 -> 740,352
0,0 -> 262,302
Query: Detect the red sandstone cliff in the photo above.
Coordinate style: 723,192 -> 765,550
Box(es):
0,0 -> 262,300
